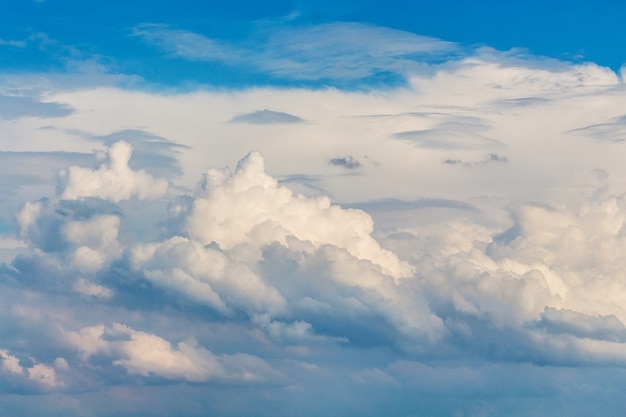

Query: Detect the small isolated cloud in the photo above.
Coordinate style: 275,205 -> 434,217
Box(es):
64,323 -> 277,382
442,153 -> 508,166
59,141 -> 168,202
230,109 -> 304,124
329,155 -> 361,169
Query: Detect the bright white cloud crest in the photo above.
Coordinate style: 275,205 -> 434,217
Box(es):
60,141 -> 168,202
187,150 -> 413,279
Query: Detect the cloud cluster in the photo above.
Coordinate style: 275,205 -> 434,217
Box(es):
14,136 -> 626,380
0,350 -> 64,389
129,149 -> 444,346
64,323 -> 276,382
0,141 -> 453,416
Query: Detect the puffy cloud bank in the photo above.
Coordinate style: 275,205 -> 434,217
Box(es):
6,138 -> 626,399
4,46 -> 626,416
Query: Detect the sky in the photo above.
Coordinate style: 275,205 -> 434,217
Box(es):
2,1 -> 626,416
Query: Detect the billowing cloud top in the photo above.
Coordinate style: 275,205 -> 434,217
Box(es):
186,150 -> 412,278
59,141 -> 168,202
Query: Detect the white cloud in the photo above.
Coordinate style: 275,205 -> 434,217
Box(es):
0,350 -> 62,388
0,350 -> 24,375
64,323 -> 276,382
187,150 -> 412,279
16,200 -> 43,239
63,214 -> 122,272
110,323 -> 226,381
72,277 -> 113,298
60,141 -> 168,202
131,236 -> 285,315
6,25 -> 626,416
27,363 -> 61,388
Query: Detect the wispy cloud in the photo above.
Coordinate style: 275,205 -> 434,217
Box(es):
132,22 -> 458,83
0,38 -> 27,48
568,114 -> 626,142
132,23 -> 235,61
392,122 -> 503,150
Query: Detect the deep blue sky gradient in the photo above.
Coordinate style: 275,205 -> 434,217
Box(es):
2,0 -> 626,87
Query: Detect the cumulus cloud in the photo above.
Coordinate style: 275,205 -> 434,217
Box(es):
186,151 -> 412,279
64,323 -> 276,382
6,25 -> 626,416
59,141 -> 168,202
63,215 -> 121,272
0,350 -> 63,388
126,151 -> 445,344
370,190 -> 626,366
73,277 -> 113,298
131,236 -> 285,315
14,198 -> 123,279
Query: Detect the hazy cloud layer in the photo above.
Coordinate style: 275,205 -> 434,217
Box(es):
0,94 -> 73,120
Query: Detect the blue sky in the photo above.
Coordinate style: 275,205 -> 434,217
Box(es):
3,1 -> 626,416
3,0 -> 626,87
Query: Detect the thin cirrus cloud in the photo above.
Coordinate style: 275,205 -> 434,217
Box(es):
132,22 -> 458,82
